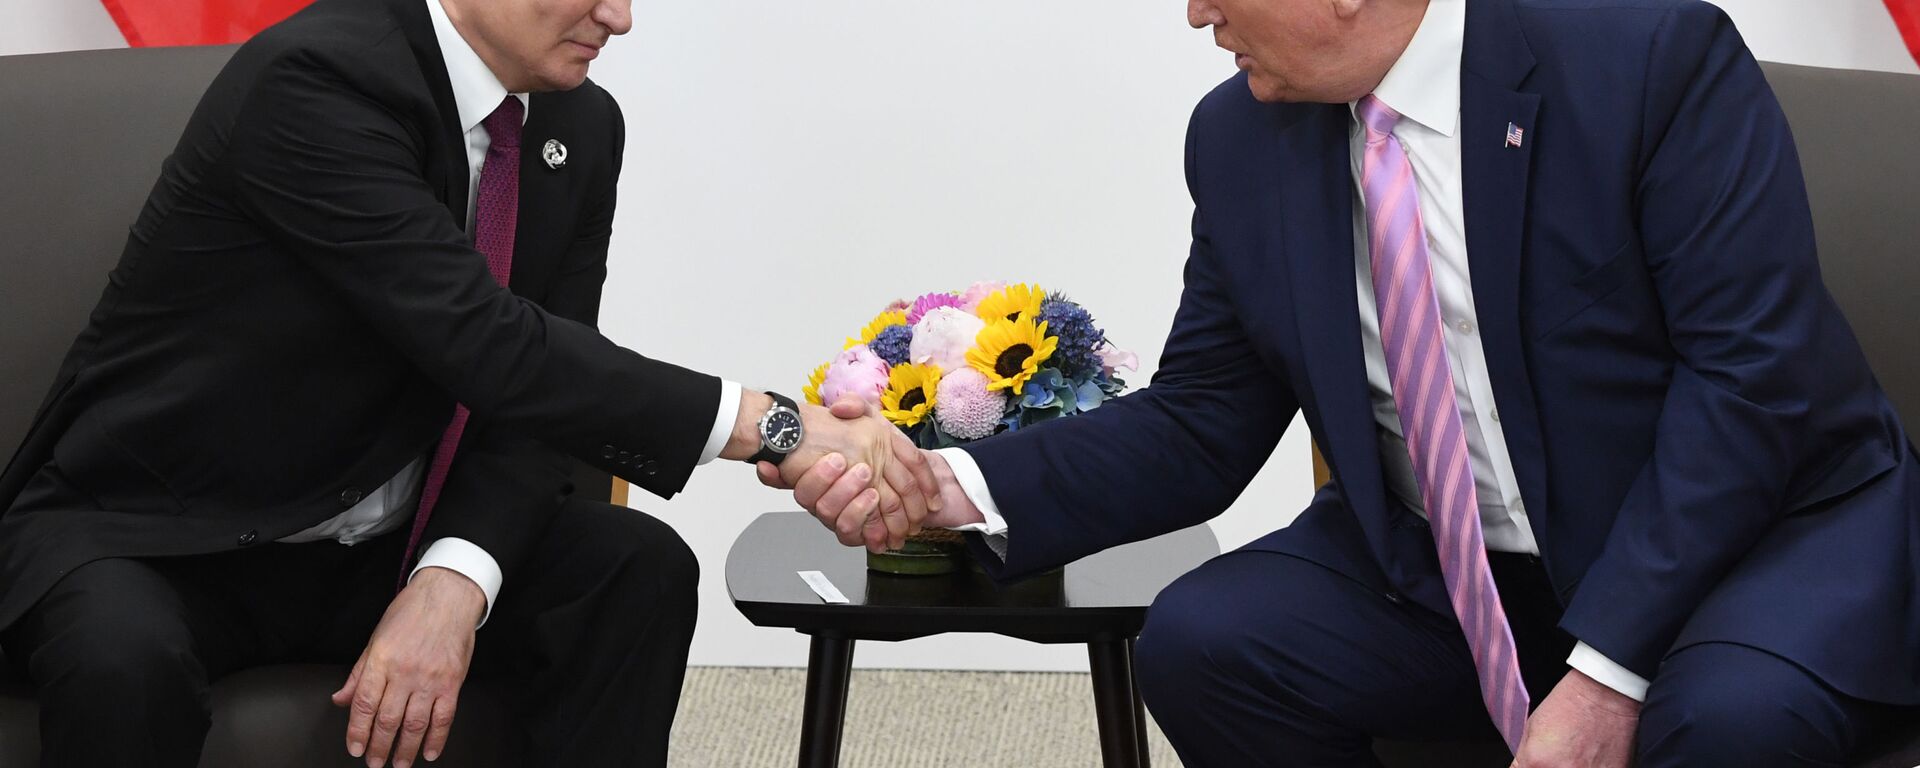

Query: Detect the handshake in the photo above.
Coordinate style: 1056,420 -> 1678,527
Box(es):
724,391 -> 985,552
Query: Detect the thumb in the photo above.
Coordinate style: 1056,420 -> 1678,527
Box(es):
331,655 -> 366,707
829,397 -> 871,420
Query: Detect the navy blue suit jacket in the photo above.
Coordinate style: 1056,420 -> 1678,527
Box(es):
965,0 -> 1920,705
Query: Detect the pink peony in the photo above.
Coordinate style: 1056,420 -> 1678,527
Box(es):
1098,341 -> 1139,376
935,368 -> 1007,440
906,292 -> 964,325
908,307 -> 986,374
882,298 -> 912,314
819,346 -> 891,407
956,280 -> 1008,313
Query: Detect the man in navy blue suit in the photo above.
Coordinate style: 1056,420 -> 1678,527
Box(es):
774,0 -> 1920,764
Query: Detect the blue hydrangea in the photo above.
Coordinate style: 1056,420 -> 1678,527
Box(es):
870,324 -> 914,367
1037,299 -> 1105,377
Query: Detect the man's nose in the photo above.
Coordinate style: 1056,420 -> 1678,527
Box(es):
1187,0 -> 1222,30
597,0 -> 633,36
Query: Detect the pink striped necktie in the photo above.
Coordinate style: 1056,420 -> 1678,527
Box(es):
1355,94 -> 1530,752
398,95 -> 523,586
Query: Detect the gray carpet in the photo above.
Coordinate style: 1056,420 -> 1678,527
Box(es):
669,667 -> 1184,767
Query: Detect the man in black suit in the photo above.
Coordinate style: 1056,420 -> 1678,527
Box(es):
0,0 -> 936,766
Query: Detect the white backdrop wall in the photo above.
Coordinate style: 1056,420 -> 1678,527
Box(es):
1,1 -> 1914,672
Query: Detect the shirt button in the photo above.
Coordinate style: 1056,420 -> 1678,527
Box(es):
1455,319 -> 1475,335
338,487 -> 364,506
1514,500 -> 1527,514
1492,409 -> 1502,422
237,530 -> 258,546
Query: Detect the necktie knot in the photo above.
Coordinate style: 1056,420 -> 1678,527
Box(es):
1356,94 -> 1402,144
482,96 -> 524,150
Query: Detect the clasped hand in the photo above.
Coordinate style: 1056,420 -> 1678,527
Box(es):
757,398 -> 943,552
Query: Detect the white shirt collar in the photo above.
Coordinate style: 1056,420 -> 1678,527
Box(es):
424,0 -> 530,134
1351,0 -> 1464,137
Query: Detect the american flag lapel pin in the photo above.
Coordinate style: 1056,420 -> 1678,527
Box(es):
1505,122 -> 1525,149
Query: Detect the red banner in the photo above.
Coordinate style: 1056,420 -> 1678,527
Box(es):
101,0 -> 315,47
1890,0 -> 1920,65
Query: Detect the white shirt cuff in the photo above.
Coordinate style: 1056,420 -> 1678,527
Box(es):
698,380 -> 742,466
933,448 -> 1009,560
410,537 -> 503,629
1567,641 -> 1651,702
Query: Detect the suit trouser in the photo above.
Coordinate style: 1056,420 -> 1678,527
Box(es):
1,488 -> 699,768
1132,542 -> 1914,768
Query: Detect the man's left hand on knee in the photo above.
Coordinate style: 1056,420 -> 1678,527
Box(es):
331,566 -> 485,767
1512,670 -> 1640,768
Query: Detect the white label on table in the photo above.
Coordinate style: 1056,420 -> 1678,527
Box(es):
797,570 -> 850,604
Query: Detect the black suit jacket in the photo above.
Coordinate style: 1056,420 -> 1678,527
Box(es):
0,0 -> 718,632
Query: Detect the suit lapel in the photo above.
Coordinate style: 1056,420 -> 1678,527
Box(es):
1281,104 -> 1396,558
1460,0 -> 1550,533
390,0 -> 471,228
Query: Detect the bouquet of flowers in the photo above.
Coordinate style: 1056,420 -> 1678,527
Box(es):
803,282 -> 1138,450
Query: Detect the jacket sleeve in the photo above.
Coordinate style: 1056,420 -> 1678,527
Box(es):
224,54 -> 718,498
1557,3 -> 1869,677
961,112 -> 1300,579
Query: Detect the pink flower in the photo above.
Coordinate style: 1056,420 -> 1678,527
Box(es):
819,346 -> 891,407
1098,341 -> 1139,377
906,292 -> 964,325
909,307 -> 986,374
882,298 -> 912,314
957,280 -> 1007,313
935,368 -> 1007,440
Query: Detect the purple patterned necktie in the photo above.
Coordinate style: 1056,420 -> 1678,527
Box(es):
1356,94 -> 1530,752
399,95 -> 522,586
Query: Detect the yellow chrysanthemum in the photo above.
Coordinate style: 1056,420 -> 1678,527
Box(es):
880,363 -> 942,427
974,283 -> 1045,324
802,362 -> 830,406
968,317 -> 1058,395
845,310 -> 909,349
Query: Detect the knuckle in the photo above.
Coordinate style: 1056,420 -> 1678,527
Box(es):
403,716 -> 431,733
376,714 -> 403,731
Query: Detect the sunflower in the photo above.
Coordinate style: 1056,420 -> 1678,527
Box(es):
968,317 -> 1059,395
845,310 -> 909,349
973,283 -> 1045,324
880,363 -> 942,427
802,361 -> 830,406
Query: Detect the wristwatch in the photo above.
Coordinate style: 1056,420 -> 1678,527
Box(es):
749,392 -> 805,466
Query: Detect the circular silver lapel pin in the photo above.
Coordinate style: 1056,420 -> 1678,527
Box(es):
542,139 -> 568,169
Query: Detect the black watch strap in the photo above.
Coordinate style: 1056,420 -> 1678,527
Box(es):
748,391 -> 801,466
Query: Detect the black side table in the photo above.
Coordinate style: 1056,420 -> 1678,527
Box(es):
726,512 -> 1220,768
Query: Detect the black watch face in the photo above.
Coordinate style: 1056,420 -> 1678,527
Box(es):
764,409 -> 803,452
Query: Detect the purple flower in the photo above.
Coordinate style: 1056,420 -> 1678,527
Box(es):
906,292 -> 965,325
1036,298 -> 1106,378
819,346 -> 891,407
869,324 -> 914,367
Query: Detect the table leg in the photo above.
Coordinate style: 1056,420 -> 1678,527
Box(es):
798,633 -> 856,768
1089,638 -> 1146,768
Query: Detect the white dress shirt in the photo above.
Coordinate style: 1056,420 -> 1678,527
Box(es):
280,0 -> 742,627
942,0 -> 1648,702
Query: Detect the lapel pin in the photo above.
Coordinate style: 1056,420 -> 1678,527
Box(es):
1505,122 -> 1525,149
542,138 -> 568,169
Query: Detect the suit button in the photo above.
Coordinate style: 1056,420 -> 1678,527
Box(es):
238,530 -> 258,546
641,460 -> 659,476
601,444 -> 617,459
1384,591 -> 1404,604
339,487 -> 364,506
617,451 -> 632,462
